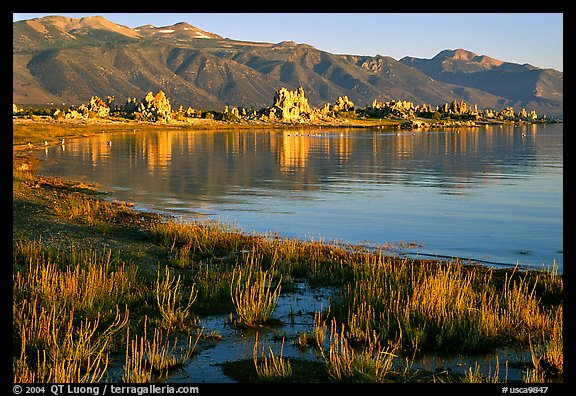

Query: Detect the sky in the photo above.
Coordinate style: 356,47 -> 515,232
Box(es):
12,12 -> 563,72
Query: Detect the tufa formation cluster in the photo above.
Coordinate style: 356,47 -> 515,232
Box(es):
16,86 -> 545,125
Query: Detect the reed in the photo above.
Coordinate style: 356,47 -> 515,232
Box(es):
257,235 -> 355,285
50,191 -> 151,232
333,256 -> 562,357
524,305 -> 563,382
325,318 -> 398,382
297,332 -> 308,349
122,326 -> 153,383
154,266 -> 198,331
461,357 -> 506,383
122,317 -> 201,382
13,240 -> 139,321
252,333 -> 292,381
12,239 -> 136,383
533,261 -> 563,295
191,260 -> 235,311
230,267 -> 282,327
148,219 -> 254,263
69,211 -> 568,374
296,309 -> 329,350
13,305 -> 128,383
148,220 -> 355,284
313,309 -> 329,349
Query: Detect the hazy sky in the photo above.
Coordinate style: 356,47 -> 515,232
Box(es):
13,12 -> 563,72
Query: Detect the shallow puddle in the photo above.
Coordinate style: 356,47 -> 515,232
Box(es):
169,280 -> 337,383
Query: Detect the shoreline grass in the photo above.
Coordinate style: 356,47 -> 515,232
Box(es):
252,333 -> 293,381
12,122 -> 563,383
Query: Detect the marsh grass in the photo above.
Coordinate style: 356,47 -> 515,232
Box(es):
122,329 -> 154,383
190,261 -> 235,312
148,220 -> 254,263
230,266 -> 282,327
154,266 -> 198,331
324,318 -> 398,382
13,121 -> 113,146
313,309 -> 329,349
333,257 -> 562,359
51,191 -> 154,232
461,357 -> 506,383
252,333 -> 293,381
122,317 -> 201,382
148,220 -> 355,285
12,237 -> 206,383
12,239 -> 137,382
524,306 -> 563,382
13,305 -> 129,383
13,240 -> 139,321
12,119 -> 204,147
296,309 -> 329,351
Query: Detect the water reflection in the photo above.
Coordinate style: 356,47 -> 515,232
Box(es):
39,124 -> 563,271
49,126 -> 551,194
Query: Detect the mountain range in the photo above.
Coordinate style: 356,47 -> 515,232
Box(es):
13,15 -> 563,117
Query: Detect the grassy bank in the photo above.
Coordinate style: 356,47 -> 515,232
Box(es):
12,121 -> 563,383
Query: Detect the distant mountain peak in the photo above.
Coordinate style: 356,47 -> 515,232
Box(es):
433,48 -> 504,67
78,15 -> 107,23
453,48 -> 474,58
20,15 -> 140,39
172,22 -> 194,28
134,22 -> 222,39
434,48 -> 478,60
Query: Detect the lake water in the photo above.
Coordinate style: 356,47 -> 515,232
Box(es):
36,123 -> 563,273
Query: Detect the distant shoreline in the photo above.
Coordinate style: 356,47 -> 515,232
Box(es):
12,114 -> 555,147
13,116 -> 557,171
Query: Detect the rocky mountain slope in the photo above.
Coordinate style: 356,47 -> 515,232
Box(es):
400,49 -> 563,116
13,16 -> 563,116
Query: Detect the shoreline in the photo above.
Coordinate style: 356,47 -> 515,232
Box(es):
12,119 -> 563,384
12,115 -> 552,160
12,123 -> 562,278
13,118 -> 560,273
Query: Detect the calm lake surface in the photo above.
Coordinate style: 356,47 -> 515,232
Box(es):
37,123 -> 563,273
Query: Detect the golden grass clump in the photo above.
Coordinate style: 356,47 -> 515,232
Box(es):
12,240 -> 135,383
524,305 -> 563,382
230,266 -> 282,327
461,357 -> 506,383
50,191 -> 149,231
334,256 -> 563,356
148,219 -> 254,263
190,261 -> 234,311
13,241 -> 139,321
122,317 -> 201,383
252,333 -> 292,381
13,305 -> 128,383
154,266 -> 198,331
325,318 -> 398,382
